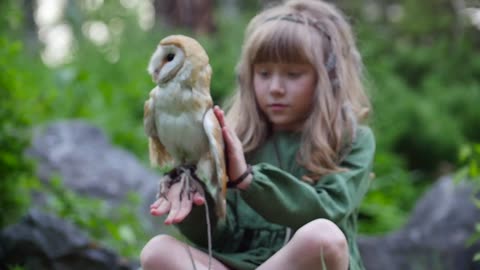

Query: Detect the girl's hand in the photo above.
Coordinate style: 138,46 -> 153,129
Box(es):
150,182 -> 205,225
214,106 -> 252,189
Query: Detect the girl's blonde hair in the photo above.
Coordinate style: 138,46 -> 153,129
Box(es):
225,0 -> 371,182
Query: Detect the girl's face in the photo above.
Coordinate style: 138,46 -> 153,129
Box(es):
253,62 -> 316,131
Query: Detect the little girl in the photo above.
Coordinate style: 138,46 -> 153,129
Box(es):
141,0 -> 375,269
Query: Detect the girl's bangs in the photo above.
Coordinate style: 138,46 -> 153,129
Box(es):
249,21 -> 312,64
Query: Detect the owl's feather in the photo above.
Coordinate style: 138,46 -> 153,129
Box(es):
144,89 -> 173,167
202,108 -> 228,214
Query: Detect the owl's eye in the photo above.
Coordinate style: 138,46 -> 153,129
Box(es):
166,53 -> 175,62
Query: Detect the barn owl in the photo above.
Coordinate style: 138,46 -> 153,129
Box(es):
144,35 -> 227,218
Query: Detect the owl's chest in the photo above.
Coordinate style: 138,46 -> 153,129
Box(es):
152,86 -> 209,162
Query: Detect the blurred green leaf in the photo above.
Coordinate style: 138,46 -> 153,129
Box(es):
460,144 -> 473,162
7,265 -> 25,270
454,167 -> 469,184
473,196 -> 480,208
474,253 -> 480,262
470,160 -> 479,177
474,144 -> 480,155
119,225 -> 136,245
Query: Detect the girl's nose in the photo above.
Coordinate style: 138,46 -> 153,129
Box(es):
269,74 -> 285,96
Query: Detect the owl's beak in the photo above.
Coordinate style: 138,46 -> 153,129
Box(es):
152,69 -> 162,84
157,66 -> 181,85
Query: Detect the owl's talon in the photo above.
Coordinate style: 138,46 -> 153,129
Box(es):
156,174 -> 171,200
156,165 -> 203,202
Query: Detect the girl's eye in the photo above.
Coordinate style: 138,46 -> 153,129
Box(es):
257,70 -> 271,78
288,72 -> 300,78
286,71 -> 303,78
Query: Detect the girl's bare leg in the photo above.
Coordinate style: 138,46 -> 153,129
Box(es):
257,219 -> 349,270
140,234 -> 231,270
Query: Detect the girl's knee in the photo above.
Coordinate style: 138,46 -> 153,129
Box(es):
140,235 -> 178,269
293,219 -> 348,259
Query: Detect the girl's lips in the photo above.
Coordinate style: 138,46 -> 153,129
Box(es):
268,104 -> 288,111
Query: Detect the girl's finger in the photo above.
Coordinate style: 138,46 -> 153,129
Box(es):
164,201 -> 179,225
222,126 -> 232,146
226,125 -> 241,146
193,192 -> 205,206
214,106 -> 226,127
150,198 -> 170,216
150,197 -> 163,209
164,188 -> 182,224
223,125 -> 243,157
172,192 -> 193,223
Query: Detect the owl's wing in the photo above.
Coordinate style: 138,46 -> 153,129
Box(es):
203,107 -> 228,216
144,89 -> 173,167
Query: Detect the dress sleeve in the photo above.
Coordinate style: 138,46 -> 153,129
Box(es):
240,127 -> 376,230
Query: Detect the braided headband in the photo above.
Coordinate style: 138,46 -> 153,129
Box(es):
264,14 -> 340,91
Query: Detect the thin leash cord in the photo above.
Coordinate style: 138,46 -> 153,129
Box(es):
185,243 -> 197,270
185,193 -> 213,270
204,196 -> 213,270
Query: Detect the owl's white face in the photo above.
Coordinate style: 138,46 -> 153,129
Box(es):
148,45 -> 186,85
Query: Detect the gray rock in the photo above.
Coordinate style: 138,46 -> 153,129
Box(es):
359,176 -> 480,270
27,120 -> 158,203
0,210 -> 137,270
26,120 -> 161,233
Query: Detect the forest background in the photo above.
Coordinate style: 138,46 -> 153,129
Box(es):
1,0 -> 480,262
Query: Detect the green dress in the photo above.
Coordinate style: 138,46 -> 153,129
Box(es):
176,126 -> 375,270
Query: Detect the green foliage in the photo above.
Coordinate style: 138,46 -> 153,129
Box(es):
200,14 -> 246,104
352,1 -> 480,233
455,144 -> 480,185
7,265 -> 25,270
455,143 -> 480,261
359,151 -> 429,234
0,38 -> 38,228
361,24 -> 480,173
39,177 -> 149,258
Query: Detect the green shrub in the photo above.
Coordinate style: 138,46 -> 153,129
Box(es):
38,177 -> 149,258
455,143 -> 480,261
0,38 -> 37,228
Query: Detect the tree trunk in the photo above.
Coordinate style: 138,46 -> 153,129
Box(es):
153,0 -> 216,35
22,0 -> 40,52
